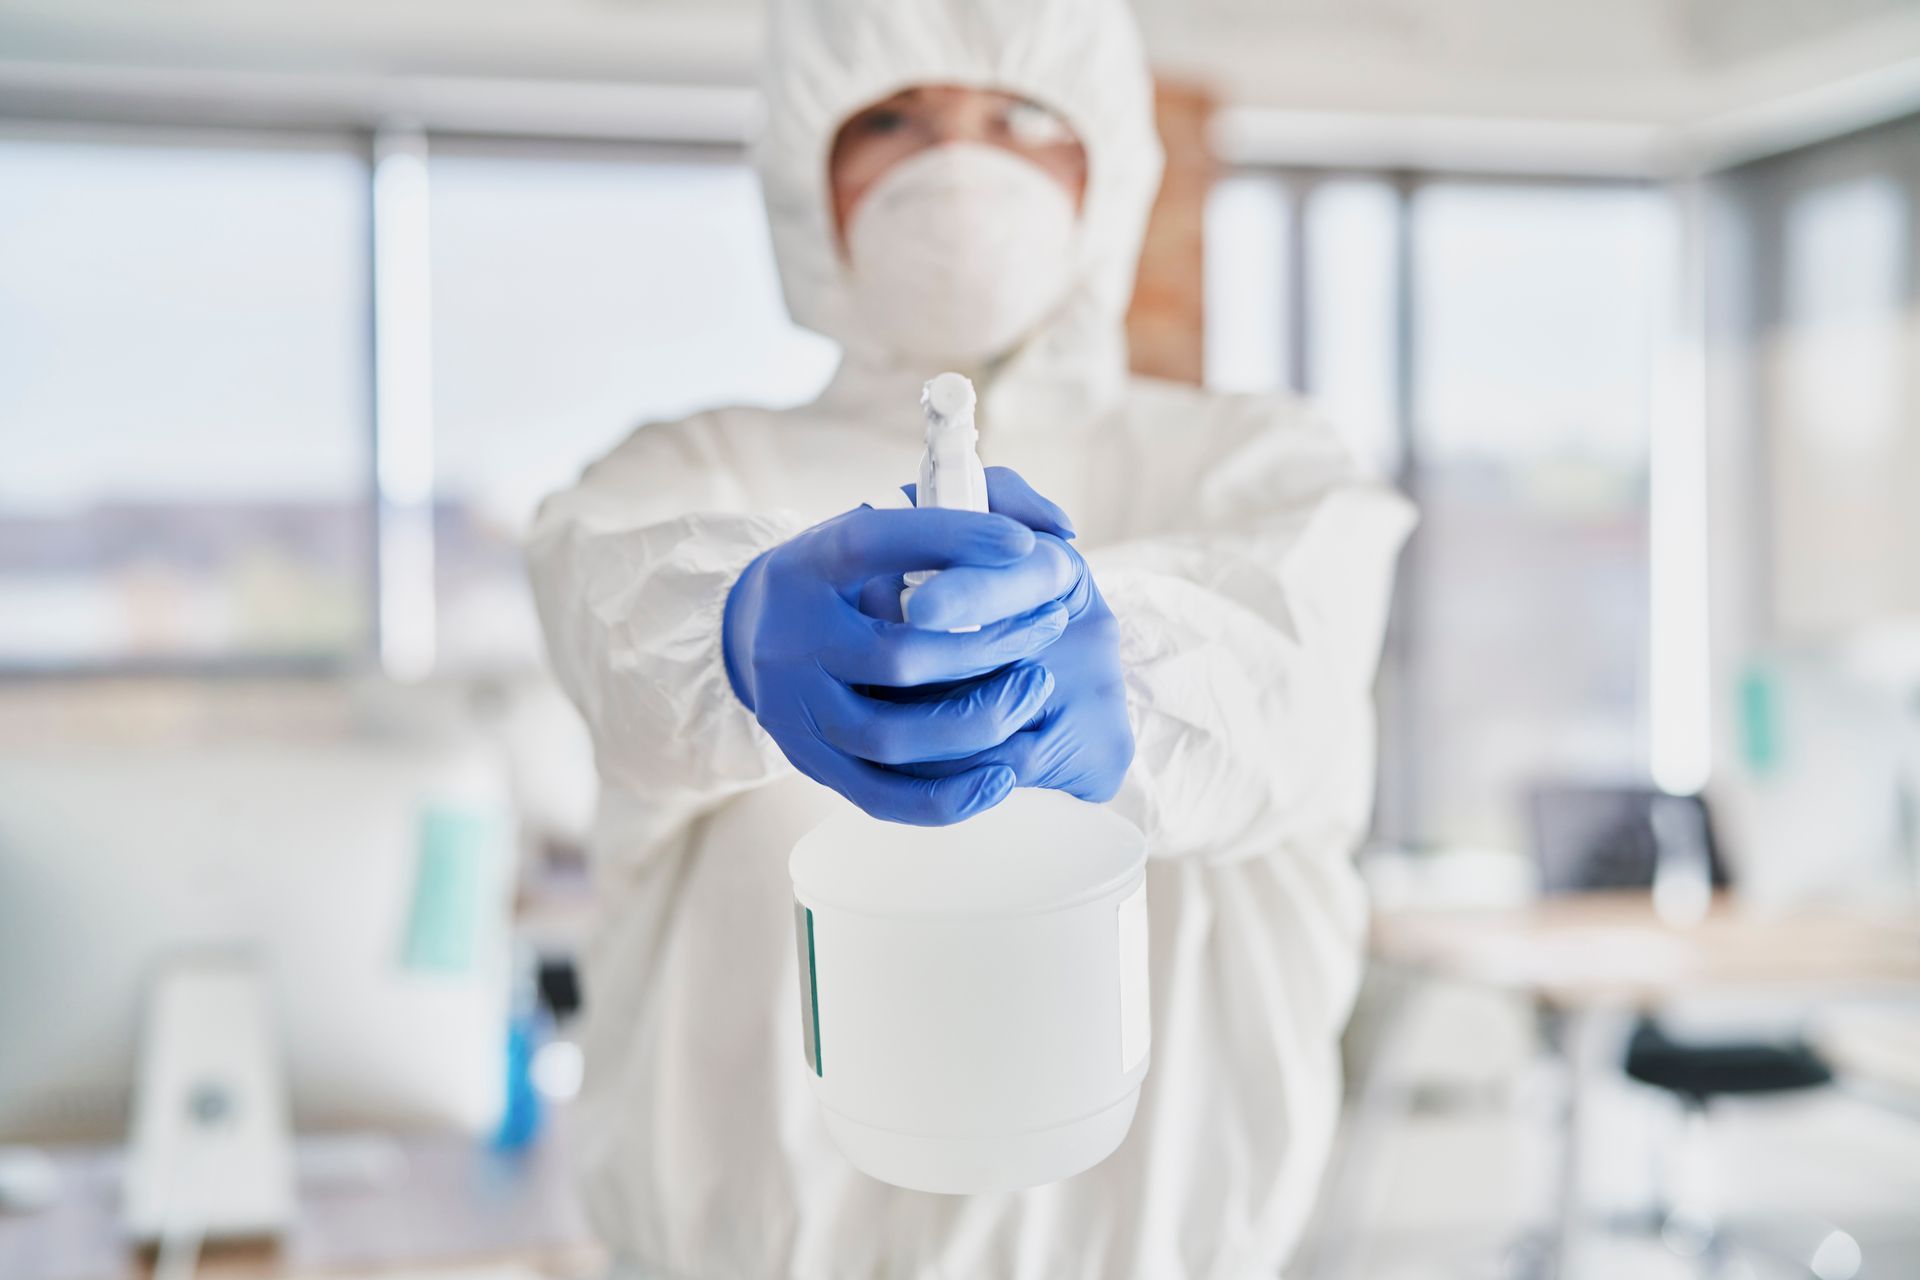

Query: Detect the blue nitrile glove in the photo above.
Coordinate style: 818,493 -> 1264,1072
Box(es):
857,466 -> 1079,629
883,469 -> 1136,804
724,504 -> 1073,825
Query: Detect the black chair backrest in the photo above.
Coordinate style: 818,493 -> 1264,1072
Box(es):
1526,783 -> 1732,897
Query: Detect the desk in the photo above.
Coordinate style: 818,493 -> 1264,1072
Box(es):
1352,892 -> 1920,1280
1371,891 -> 1920,1006
0,1126 -> 603,1280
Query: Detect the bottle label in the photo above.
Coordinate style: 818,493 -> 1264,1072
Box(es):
1117,879 -> 1151,1072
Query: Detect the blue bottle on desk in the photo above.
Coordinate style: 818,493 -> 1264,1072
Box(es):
493,946 -> 544,1152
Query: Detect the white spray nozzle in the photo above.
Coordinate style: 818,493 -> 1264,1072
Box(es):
904,372 -> 988,631
922,372 -> 977,433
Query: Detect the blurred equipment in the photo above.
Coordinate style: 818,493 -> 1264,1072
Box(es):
1367,893 -> 1920,1280
1527,783 -> 1858,1279
534,955 -> 583,1024
0,1145 -> 57,1213
124,959 -> 294,1247
1620,1019 -> 1841,1272
0,737 -> 515,1241
1526,783 -> 1730,903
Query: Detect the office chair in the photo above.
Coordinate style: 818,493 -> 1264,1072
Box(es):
1526,784 -> 1859,1280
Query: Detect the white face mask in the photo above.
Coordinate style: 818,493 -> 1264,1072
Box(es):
843,143 -> 1079,369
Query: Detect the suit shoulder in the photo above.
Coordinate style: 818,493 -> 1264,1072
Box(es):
536,404 -> 784,530
1120,376 -> 1360,467
583,404 -> 783,476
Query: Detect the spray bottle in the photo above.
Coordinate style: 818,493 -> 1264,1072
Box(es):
900,372 -> 988,627
783,372 -> 1151,1195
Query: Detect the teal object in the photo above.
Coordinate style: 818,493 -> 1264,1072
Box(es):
795,902 -> 822,1077
402,806 -> 502,974
1738,662 -> 1781,778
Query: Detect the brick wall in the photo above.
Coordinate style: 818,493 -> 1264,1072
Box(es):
1125,79 -> 1216,385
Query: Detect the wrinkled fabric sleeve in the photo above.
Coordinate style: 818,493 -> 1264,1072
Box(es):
1084,410 -> 1415,869
525,439 -> 808,868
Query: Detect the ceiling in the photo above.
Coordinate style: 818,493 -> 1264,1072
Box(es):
1,0 -> 1918,169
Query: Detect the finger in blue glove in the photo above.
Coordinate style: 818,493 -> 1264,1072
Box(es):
723,505 -> 1070,824
896,530 -> 1133,804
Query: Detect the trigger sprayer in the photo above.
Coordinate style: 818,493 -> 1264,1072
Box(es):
901,372 -> 988,626
782,370 -> 1152,1196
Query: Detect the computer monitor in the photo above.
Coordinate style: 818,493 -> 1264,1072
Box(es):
1526,782 -> 1732,897
0,735 -> 514,1146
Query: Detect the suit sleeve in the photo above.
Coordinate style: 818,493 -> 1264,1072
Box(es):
525,424 -> 807,867
1084,405 -> 1415,869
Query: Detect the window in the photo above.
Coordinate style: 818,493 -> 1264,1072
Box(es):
1202,174 -> 1401,477
0,132 -> 372,667
1203,172 -> 1289,394
1305,179 -> 1401,478
0,130 -> 839,674
1206,172 -> 1671,849
1771,176 -> 1910,636
427,145 -> 838,669
1404,183 -> 1671,848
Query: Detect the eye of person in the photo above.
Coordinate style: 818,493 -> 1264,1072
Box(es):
861,108 -> 908,135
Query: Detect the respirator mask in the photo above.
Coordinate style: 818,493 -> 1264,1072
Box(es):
843,142 -> 1079,369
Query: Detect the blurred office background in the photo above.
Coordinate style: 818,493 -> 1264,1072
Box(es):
2,1 -> 1920,1278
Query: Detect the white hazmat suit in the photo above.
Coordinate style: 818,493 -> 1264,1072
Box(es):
527,0 -> 1415,1275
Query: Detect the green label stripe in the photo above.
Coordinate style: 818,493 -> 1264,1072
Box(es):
805,907 -> 822,1077
795,901 -> 822,1077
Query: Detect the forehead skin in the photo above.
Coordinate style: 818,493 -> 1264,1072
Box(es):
827,84 -> 1089,243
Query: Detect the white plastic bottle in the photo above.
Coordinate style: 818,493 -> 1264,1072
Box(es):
786,374 -> 1152,1196
901,372 -> 988,626
790,789 -> 1150,1194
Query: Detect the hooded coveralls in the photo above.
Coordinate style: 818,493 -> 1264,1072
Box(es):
528,0 -> 1416,1274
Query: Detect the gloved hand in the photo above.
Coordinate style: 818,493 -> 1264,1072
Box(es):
724,504 -> 1075,825
889,469 -> 1135,804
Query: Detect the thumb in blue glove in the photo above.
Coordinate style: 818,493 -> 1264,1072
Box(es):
893,471 -> 1135,803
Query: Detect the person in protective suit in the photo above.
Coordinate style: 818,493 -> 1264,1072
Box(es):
528,0 -> 1414,1275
